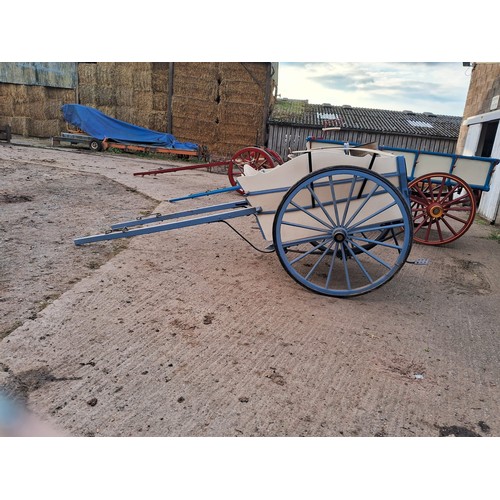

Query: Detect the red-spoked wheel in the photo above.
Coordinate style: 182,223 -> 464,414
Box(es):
409,172 -> 476,245
227,147 -> 277,193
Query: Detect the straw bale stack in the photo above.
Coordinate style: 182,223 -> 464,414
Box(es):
170,62 -> 220,145
78,63 -> 97,84
152,63 -> 169,93
0,81 -> 75,136
0,62 -> 274,152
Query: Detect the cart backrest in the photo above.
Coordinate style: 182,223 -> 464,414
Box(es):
305,137 -> 498,191
239,148 -> 407,242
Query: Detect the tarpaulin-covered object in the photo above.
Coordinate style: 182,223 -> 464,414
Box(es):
61,104 -> 198,151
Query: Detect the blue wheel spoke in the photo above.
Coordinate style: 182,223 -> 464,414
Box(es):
325,241 -> 340,289
350,235 -> 404,251
348,200 -> 398,230
350,221 -> 405,233
306,185 -> 337,227
344,182 -> 384,227
289,239 -> 332,266
304,240 -> 336,280
281,234 -> 333,248
328,176 -> 341,225
341,175 -> 358,225
289,199 -> 334,230
280,218 -> 332,235
348,240 -> 393,270
340,244 -> 351,289
345,245 -> 374,284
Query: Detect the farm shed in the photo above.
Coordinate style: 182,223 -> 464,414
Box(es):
0,62 -> 277,159
456,62 -> 500,224
267,98 -> 461,160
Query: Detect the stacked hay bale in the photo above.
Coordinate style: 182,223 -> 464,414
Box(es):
171,62 -> 220,151
0,62 -> 275,157
171,62 -> 272,159
0,82 -> 74,137
78,62 -> 169,133
218,62 -> 269,156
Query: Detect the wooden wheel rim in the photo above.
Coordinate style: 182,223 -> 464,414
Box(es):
409,173 -> 476,245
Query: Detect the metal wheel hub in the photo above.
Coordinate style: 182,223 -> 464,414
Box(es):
332,227 -> 348,243
427,202 -> 444,219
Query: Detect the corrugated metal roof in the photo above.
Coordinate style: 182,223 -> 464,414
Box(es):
270,99 -> 462,139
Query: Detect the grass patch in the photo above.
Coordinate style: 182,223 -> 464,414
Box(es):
487,230 -> 500,242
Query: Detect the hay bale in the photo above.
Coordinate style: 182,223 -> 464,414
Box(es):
78,84 -> 98,106
148,110 -> 168,132
28,119 -> 60,137
0,97 -> 14,116
99,105 -> 117,119
153,92 -> 168,111
220,103 -> 261,126
10,116 -> 29,136
96,63 -> 117,87
95,87 -> 117,106
132,69 -> 153,91
114,107 -> 135,126
115,87 -> 134,108
152,65 -> 169,93
0,83 -> 10,97
114,63 -> 134,88
219,62 -> 267,83
78,63 -> 97,85
172,96 -> 217,120
175,62 -> 220,79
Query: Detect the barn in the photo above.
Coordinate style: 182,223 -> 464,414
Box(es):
0,62 -> 278,159
267,98 -> 462,160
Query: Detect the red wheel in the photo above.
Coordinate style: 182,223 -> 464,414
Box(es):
263,147 -> 284,166
409,173 -> 476,245
227,147 -> 276,192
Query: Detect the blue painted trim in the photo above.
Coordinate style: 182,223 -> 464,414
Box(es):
245,186 -> 290,197
396,155 -> 410,204
168,185 -> 240,202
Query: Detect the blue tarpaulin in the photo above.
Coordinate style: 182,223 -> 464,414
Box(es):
61,104 -> 198,151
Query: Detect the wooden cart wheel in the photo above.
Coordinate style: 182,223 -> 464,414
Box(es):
409,172 -> 476,245
272,166 -> 413,297
227,147 -> 276,193
263,147 -> 284,166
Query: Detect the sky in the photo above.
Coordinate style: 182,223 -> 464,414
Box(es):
276,62 -> 472,116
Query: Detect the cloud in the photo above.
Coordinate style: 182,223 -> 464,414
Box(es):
277,62 -> 470,115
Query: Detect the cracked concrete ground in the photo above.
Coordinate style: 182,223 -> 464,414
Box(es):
1,139 -> 500,438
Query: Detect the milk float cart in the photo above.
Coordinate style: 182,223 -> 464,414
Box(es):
307,138 -> 499,245
74,147 -> 414,297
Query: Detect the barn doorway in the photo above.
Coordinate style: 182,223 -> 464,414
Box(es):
476,120 -> 499,157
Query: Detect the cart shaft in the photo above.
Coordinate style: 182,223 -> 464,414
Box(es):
74,205 -> 259,246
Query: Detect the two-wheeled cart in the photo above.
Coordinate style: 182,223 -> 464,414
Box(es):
306,137 -> 499,245
75,146 -> 415,297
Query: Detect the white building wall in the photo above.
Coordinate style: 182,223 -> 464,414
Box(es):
463,111 -> 500,224
478,132 -> 500,223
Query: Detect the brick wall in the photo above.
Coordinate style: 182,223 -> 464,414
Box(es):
456,63 -> 500,153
